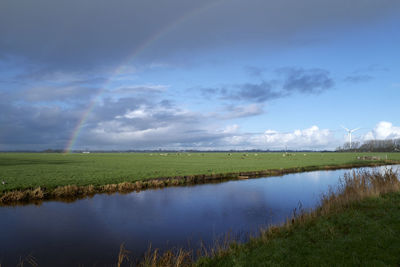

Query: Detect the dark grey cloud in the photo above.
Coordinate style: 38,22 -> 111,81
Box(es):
278,68 -> 334,94
200,82 -> 280,103
0,78 -> 105,149
1,0 -> 399,72
232,82 -> 280,102
0,0 -> 214,71
0,101 -> 82,150
201,67 -> 334,103
0,87 -> 155,150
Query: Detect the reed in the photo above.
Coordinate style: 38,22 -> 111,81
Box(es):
317,168 -> 400,216
138,246 -> 193,267
117,243 -> 130,267
114,244 -> 194,267
15,254 -> 38,267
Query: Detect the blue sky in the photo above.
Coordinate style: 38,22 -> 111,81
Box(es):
1,0 -> 400,151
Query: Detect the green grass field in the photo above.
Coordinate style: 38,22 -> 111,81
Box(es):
0,152 -> 399,193
197,192 -> 400,266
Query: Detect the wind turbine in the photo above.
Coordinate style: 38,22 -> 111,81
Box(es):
341,126 -> 360,149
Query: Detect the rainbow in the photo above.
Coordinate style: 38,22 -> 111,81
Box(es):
63,1 -> 224,153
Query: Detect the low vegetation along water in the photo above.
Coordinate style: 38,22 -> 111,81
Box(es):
0,165 -> 398,266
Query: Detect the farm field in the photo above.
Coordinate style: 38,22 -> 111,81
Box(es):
1,152 -> 399,194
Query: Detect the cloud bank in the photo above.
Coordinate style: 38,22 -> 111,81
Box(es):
221,126 -> 336,150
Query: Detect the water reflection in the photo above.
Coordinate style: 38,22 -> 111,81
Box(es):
0,165 -> 398,266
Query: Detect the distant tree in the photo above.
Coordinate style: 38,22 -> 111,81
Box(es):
338,138 -> 400,152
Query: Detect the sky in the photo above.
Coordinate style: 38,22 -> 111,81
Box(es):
1,0 -> 400,151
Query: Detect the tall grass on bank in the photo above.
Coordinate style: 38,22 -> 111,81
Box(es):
125,168 -> 400,267
318,168 -> 400,216
114,231 -> 247,266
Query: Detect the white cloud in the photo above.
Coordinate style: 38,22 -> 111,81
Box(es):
364,121 -> 400,140
118,107 -> 148,119
222,125 -> 336,150
92,121 -> 173,142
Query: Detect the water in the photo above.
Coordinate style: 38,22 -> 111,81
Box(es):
0,165 -> 398,266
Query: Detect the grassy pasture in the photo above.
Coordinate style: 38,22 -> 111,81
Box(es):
0,152 -> 399,193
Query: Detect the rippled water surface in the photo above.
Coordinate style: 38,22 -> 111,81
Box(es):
0,165 -> 398,266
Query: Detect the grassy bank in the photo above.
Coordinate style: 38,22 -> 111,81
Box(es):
0,152 -> 399,204
198,184 -> 400,265
129,169 -> 400,266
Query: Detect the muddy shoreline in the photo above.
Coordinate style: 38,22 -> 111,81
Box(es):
1,161 -> 398,206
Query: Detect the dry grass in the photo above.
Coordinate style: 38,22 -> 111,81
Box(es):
114,232 -> 245,266
52,185 -> 79,198
117,182 -> 136,192
113,244 -> 194,267
15,254 -> 38,267
0,187 -> 45,203
318,168 -> 399,216
117,243 -> 130,267
138,246 -> 193,267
